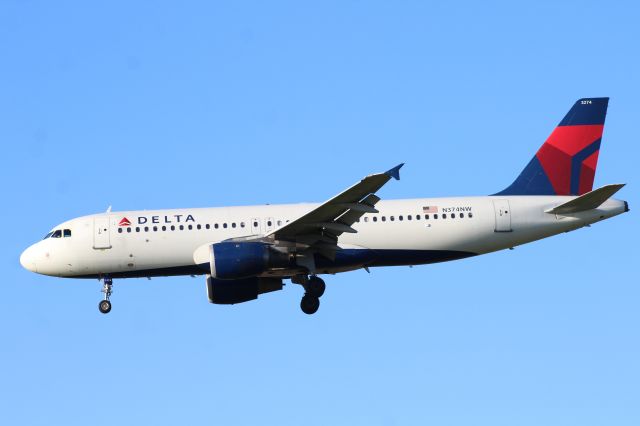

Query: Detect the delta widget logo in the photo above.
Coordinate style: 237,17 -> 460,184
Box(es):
118,217 -> 131,227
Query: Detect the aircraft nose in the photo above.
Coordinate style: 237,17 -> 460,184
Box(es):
20,245 -> 38,273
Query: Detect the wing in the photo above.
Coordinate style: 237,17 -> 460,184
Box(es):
264,164 -> 404,263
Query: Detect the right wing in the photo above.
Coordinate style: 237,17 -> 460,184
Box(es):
263,164 -> 404,261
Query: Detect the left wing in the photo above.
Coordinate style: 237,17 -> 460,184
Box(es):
263,164 -> 403,262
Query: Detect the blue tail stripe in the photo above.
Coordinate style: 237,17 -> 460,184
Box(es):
494,156 -> 556,196
558,98 -> 608,126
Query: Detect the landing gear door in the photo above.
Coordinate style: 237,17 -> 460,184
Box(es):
93,216 -> 112,249
493,199 -> 512,232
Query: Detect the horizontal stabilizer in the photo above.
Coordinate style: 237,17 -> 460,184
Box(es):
546,183 -> 625,214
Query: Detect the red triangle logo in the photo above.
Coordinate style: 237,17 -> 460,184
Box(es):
119,217 -> 131,227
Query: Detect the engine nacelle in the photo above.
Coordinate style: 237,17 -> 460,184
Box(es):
209,241 -> 292,280
206,275 -> 283,304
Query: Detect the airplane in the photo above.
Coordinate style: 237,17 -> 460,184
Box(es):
19,97 -> 629,315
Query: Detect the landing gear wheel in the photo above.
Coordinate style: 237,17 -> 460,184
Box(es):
99,299 -> 112,314
99,277 -> 113,314
306,276 -> 326,298
300,294 -> 320,315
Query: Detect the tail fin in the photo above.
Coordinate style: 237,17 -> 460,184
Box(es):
496,97 -> 609,196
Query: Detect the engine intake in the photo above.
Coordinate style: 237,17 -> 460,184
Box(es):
209,241 -> 292,280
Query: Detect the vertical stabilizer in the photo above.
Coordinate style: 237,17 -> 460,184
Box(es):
497,98 -> 608,196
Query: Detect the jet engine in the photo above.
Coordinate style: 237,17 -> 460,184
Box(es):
206,275 -> 283,304
208,241 -> 293,280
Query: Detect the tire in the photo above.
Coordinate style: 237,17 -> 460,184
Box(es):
99,300 -> 112,314
300,294 -> 320,315
307,276 -> 326,298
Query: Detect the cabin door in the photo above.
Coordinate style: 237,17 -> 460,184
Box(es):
93,216 -> 112,249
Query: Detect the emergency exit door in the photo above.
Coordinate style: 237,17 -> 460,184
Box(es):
493,199 -> 512,232
93,216 -> 112,249
251,217 -> 261,234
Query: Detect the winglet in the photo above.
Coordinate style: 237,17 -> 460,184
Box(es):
385,163 -> 404,181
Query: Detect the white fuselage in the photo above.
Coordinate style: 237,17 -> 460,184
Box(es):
20,195 -> 627,279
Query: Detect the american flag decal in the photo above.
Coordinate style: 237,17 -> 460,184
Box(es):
422,206 -> 438,213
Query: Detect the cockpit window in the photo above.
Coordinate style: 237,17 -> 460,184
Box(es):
43,229 -> 71,239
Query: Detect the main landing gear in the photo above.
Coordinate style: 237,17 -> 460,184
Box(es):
98,277 -> 113,314
298,275 -> 326,315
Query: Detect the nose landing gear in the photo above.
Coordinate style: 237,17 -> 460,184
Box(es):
98,277 -> 113,314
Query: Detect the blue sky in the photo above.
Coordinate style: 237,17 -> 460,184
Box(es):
1,1 -> 638,425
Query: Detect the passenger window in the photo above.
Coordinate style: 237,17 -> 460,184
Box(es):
442,214 -> 447,219
145,226 -> 150,232
171,225 -> 175,231
205,224 -> 210,230
162,226 -> 167,231
451,213 -> 455,219
277,220 -> 282,226
253,221 -> 258,227
390,216 -> 395,221
223,223 -> 228,229
63,229 -> 72,237
434,214 -> 438,219
188,225 -> 193,230
240,222 -> 245,228
373,216 -> 378,222
153,226 -> 158,232
127,227 -> 132,233
51,230 -> 62,238
425,214 -> 429,220
179,225 -> 184,230
460,213 -> 464,218
267,220 -> 272,227
197,224 -> 201,230
118,228 -> 123,234
416,215 -> 421,220
408,215 -> 412,220
215,223 -> 219,229
136,227 -> 141,232
381,216 -> 386,222
364,217 -> 369,222
399,216 -> 403,221
232,223 -> 236,228
469,212 -> 473,218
